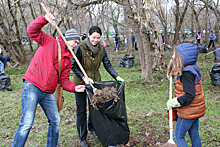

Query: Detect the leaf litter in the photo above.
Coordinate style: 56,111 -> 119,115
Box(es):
90,86 -> 119,109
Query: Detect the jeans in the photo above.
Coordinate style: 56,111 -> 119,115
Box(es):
75,91 -> 93,141
174,117 -> 201,147
0,60 -> 4,73
12,80 -> 60,147
115,43 -> 119,51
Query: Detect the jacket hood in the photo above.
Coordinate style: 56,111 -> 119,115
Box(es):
176,43 -> 198,66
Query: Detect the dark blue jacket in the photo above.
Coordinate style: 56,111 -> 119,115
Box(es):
0,55 -> 10,68
209,33 -> 216,40
132,35 -> 135,43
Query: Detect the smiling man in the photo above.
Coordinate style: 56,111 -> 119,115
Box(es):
12,13 -> 85,147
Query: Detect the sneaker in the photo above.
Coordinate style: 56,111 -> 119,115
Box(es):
90,131 -> 98,138
80,140 -> 88,147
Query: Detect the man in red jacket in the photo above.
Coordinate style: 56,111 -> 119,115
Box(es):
12,13 -> 85,147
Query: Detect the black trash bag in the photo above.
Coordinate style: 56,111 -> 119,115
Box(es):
198,44 -> 208,53
214,48 -> 220,60
0,72 -> 12,91
164,45 -> 172,51
85,81 -> 130,146
119,54 -> 135,68
209,63 -> 220,86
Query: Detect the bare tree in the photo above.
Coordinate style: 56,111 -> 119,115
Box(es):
172,0 -> 190,45
200,0 -> 220,45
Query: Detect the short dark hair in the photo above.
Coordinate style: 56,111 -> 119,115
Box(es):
89,26 -> 102,36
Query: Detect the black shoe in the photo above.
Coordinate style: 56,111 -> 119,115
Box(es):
90,130 -> 98,138
80,140 -> 88,147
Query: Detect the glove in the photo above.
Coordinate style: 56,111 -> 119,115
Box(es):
116,76 -> 124,82
167,74 -> 170,80
167,97 -> 181,110
82,76 -> 94,84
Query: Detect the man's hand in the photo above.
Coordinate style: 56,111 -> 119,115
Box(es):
75,85 -> 85,92
45,13 -> 55,26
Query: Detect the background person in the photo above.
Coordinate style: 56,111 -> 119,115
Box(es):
208,30 -> 217,49
81,32 -> 87,40
196,31 -> 201,46
167,43 -> 206,147
12,13 -> 85,147
114,33 -> 120,52
71,26 -> 124,147
124,36 -> 127,50
0,55 -> 10,73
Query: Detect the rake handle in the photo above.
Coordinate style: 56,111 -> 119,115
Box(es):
40,3 -> 90,82
169,76 -> 174,140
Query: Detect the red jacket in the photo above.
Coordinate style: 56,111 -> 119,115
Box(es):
24,14 -> 77,93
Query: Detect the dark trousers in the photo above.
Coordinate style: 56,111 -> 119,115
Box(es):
208,40 -> 215,48
75,91 -> 93,141
197,39 -> 200,46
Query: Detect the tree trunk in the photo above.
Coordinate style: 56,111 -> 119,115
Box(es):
123,6 -> 132,52
151,16 -> 166,71
123,0 -> 153,79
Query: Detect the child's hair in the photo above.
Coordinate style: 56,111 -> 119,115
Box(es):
167,48 -> 183,77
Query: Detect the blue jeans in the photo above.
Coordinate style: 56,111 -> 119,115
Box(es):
12,80 -> 60,147
174,117 -> 201,147
115,43 -> 119,51
0,60 -> 4,73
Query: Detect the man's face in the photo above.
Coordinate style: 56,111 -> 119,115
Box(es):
67,40 -> 79,50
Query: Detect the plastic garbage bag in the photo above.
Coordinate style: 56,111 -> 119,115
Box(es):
214,48 -> 220,60
0,72 -> 12,91
85,81 -> 130,146
209,63 -> 220,86
119,54 -> 135,68
198,44 -> 208,53
164,45 -> 172,51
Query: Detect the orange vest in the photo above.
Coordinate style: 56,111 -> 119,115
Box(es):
175,68 -> 206,119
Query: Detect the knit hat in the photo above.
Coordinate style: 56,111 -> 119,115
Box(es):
64,29 -> 80,41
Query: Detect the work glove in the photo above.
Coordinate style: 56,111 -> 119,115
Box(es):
167,97 -> 181,110
167,74 -> 170,80
82,76 -> 94,84
116,76 -> 124,82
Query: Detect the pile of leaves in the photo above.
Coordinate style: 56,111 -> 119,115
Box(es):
90,87 -> 119,109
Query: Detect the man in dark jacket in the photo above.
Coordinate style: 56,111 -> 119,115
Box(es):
0,55 -> 10,73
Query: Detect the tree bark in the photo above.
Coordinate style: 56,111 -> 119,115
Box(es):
123,0 -> 153,79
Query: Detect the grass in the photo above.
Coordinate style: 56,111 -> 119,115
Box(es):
0,49 -> 219,147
